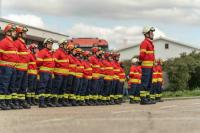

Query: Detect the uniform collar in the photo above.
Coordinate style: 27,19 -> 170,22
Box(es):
145,38 -> 153,43
5,36 -> 13,42
17,38 -> 25,44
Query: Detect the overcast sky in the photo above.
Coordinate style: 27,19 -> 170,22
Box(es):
1,0 -> 200,49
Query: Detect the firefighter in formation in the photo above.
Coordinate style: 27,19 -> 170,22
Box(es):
0,23 -> 126,110
0,24 -> 163,110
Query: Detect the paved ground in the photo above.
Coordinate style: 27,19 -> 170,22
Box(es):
0,99 -> 200,133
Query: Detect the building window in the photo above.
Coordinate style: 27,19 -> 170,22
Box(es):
165,43 -> 169,49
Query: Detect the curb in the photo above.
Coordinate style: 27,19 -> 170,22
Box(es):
163,96 -> 200,101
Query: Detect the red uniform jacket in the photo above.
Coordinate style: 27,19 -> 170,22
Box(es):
156,65 -> 163,84
0,36 -> 19,68
74,57 -> 84,78
28,53 -> 37,75
82,60 -> 93,79
128,65 -> 142,84
36,48 -> 55,73
13,39 -> 29,71
102,59 -> 114,80
53,48 -> 69,76
89,55 -> 101,79
152,66 -> 158,83
67,54 -> 77,76
139,38 -> 155,68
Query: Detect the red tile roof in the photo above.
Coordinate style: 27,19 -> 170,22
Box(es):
68,38 -> 108,47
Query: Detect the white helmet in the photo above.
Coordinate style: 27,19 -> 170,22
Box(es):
58,39 -> 68,45
142,26 -> 155,35
52,43 -> 59,51
131,58 -> 138,64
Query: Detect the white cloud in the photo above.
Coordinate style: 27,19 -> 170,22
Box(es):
2,0 -> 200,25
3,14 -> 45,28
67,23 -> 166,50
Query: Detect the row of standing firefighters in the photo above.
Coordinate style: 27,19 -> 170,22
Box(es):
0,24 -> 163,110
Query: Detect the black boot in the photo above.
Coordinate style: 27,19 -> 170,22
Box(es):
19,100 -> 31,109
62,98 -> 72,107
7,99 -> 18,110
71,99 -> 78,106
52,98 -> 62,107
46,97 -> 56,107
31,97 -> 38,105
0,100 -> 11,110
39,97 -> 47,108
140,97 -> 151,105
26,97 -> 32,106
129,99 -> 136,104
109,98 -> 115,105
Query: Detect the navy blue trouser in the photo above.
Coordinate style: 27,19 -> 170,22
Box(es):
156,83 -> 163,94
111,80 -> 117,95
53,74 -> 69,97
27,74 -> 37,93
117,81 -> 124,96
91,79 -> 99,95
0,66 -> 16,99
98,78 -> 104,95
72,77 -> 81,95
15,70 -> 28,96
80,78 -> 89,96
37,72 -> 52,96
85,79 -> 92,96
65,75 -> 74,94
128,84 -> 138,96
141,68 -> 153,91
150,83 -> 157,95
103,80 -> 112,97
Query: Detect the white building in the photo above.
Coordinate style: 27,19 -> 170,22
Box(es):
117,37 -> 199,61
0,18 -> 69,47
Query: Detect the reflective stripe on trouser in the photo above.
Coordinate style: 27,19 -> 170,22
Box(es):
150,83 -> 157,98
37,72 -> 52,98
72,77 -> 81,99
156,83 -> 162,98
115,80 -> 124,99
0,66 -> 17,99
141,68 -> 153,91
27,74 -> 37,95
103,80 -> 112,100
53,74 -> 69,98
15,70 -> 28,99
66,75 -> 75,99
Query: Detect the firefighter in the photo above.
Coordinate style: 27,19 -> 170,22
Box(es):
139,26 -> 155,105
113,52 -> 125,104
128,58 -> 142,104
0,24 -> 18,110
156,59 -> 164,102
36,38 -> 55,108
14,25 -> 31,109
65,43 -> 77,106
149,61 -> 158,104
27,43 -> 38,106
81,50 -> 93,105
89,47 -> 102,105
70,48 -> 84,106
53,39 -> 70,107
102,51 -> 115,105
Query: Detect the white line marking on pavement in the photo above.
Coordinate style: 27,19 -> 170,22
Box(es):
192,103 -> 200,105
160,105 -> 177,109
